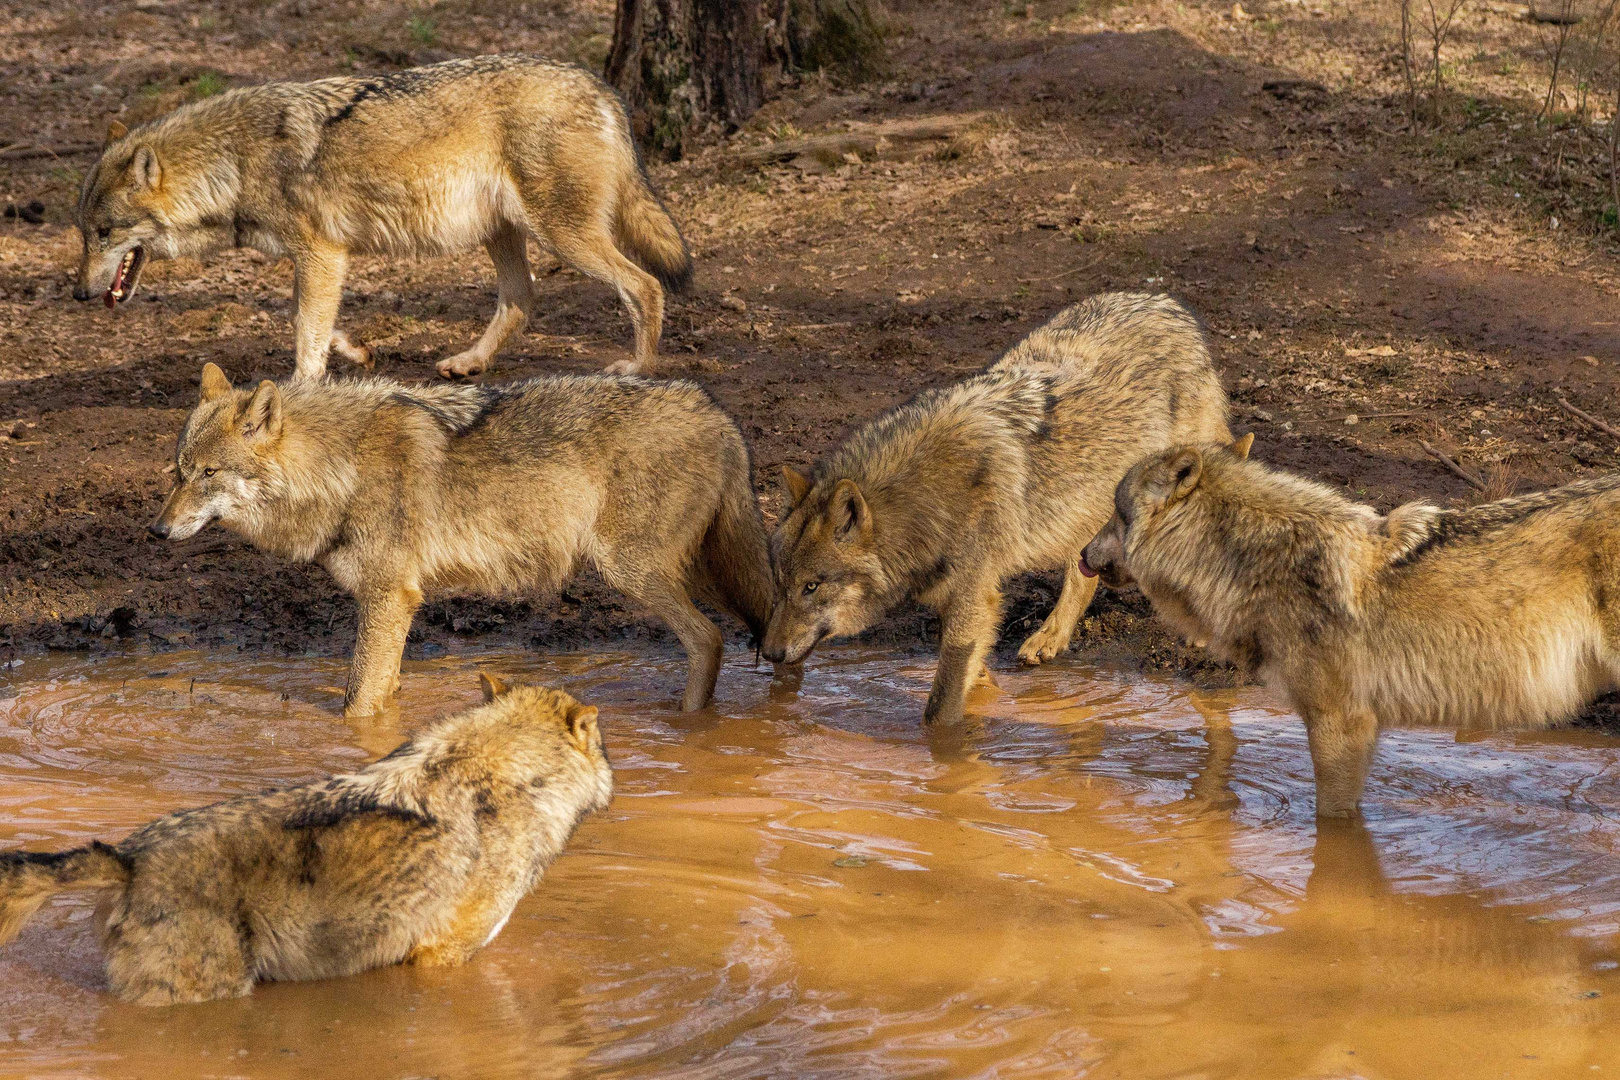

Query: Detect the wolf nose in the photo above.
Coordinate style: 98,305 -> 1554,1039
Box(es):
760,644 -> 787,664
71,286 -> 91,302
147,521 -> 171,539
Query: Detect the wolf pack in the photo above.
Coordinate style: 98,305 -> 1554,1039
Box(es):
4,53 -> 1619,1006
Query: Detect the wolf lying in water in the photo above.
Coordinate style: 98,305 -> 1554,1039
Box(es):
0,676 -> 610,1005
1083,438 -> 1620,816
150,363 -> 786,715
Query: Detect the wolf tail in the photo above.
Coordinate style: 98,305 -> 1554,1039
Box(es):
615,175 -> 694,294
0,843 -> 129,946
698,448 -> 777,644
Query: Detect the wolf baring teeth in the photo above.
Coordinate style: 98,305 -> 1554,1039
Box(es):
762,292 -> 1232,724
73,54 -> 692,379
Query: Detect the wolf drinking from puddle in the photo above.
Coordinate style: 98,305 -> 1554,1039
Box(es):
73,55 -> 691,379
763,292 -> 1231,723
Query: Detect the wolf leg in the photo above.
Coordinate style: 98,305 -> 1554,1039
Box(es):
925,580 -> 1003,724
105,908 -> 254,1005
344,584 -> 421,717
1017,559 -> 1099,666
626,575 -> 723,711
330,328 -> 374,370
1302,706 -> 1379,818
439,224 -> 537,379
291,240 -> 349,381
545,225 -> 664,376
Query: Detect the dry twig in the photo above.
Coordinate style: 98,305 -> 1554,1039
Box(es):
1557,396 -> 1620,439
1419,440 -> 1487,490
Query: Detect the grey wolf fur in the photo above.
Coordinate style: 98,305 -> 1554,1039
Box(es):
761,292 -> 1231,723
150,363 -> 782,714
1081,440 -> 1620,816
74,54 -> 692,379
0,675 -> 610,1005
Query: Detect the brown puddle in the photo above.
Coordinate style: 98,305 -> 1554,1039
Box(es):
2,648 -> 1620,1078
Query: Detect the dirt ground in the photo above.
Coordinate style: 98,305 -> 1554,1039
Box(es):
4,0 -> 1620,696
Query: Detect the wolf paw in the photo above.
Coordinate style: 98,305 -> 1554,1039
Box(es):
603,357 -> 646,376
436,351 -> 489,379
1016,626 -> 1071,666
329,331 -> 374,370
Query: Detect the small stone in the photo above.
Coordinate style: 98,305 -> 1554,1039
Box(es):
1581,355 -> 1600,367
718,295 -> 746,312
833,855 -> 870,868
1343,414 -> 1359,425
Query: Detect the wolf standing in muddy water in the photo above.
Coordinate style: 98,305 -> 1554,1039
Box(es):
1082,441 -> 1620,817
150,363 -> 786,715
73,54 -> 691,379
0,676 -> 611,1005
762,292 -> 1232,724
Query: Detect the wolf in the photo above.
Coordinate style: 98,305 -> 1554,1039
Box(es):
73,55 -> 692,380
0,675 -> 611,1005
150,363 -> 784,714
761,292 -> 1232,723
1081,439 -> 1620,816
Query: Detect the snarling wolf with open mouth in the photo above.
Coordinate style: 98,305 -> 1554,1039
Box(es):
74,54 -> 692,379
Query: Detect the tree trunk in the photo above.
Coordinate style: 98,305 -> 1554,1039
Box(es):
606,0 -> 883,160
605,0 -> 765,160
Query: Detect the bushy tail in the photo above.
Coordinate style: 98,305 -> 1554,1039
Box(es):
615,177 -> 694,294
698,460 -> 777,644
0,843 -> 128,946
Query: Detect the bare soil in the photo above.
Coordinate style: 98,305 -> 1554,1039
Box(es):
5,0 -> 1620,698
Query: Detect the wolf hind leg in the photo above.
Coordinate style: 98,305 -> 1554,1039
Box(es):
618,572 -> 723,711
1017,558 -> 1099,666
438,224 -> 537,380
1302,705 -> 1379,818
104,909 -> 254,1005
538,221 -> 665,377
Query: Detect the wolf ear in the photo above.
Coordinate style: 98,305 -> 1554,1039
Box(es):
241,380 -> 283,440
104,120 -> 128,147
1164,448 -> 1203,504
830,478 -> 872,541
199,362 -> 232,403
1231,432 -> 1254,460
479,672 -> 512,702
782,466 -> 812,507
130,145 -> 161,190
564,703 -> 599,754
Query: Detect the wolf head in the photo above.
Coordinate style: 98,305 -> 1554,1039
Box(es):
149,364 -> 284,541
74,120 -> 234,308
296,674 -> 612,837
1081,432 -> 1254,589
760,467 -> 891,665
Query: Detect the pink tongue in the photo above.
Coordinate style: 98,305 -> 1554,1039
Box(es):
1078,557 -> 1098,579
103,289 -> 116,309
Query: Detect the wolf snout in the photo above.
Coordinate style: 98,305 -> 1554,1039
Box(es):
71,285 -> 92,302
147,520 -> 172,539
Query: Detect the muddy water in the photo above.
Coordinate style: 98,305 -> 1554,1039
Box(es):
2,650 -> 1620,1079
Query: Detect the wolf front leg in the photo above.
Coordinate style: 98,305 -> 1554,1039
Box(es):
1300,704 -> 1380,818
924,579 -> 1003,724
291,239 -> 350,380
344,583 -> 423,717
1017,556 -> 1099,666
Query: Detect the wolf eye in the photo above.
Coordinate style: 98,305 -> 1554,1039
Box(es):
802,581 -> 820,595
96,227 -> 111,241
202,467 -> 217,477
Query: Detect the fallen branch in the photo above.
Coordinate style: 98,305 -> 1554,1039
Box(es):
0,142 -> 99,161
734,112 -> 990,167
1292,410 -> 1421,424
1557,396 -> 1620,440
1419,440 -> 1487,490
